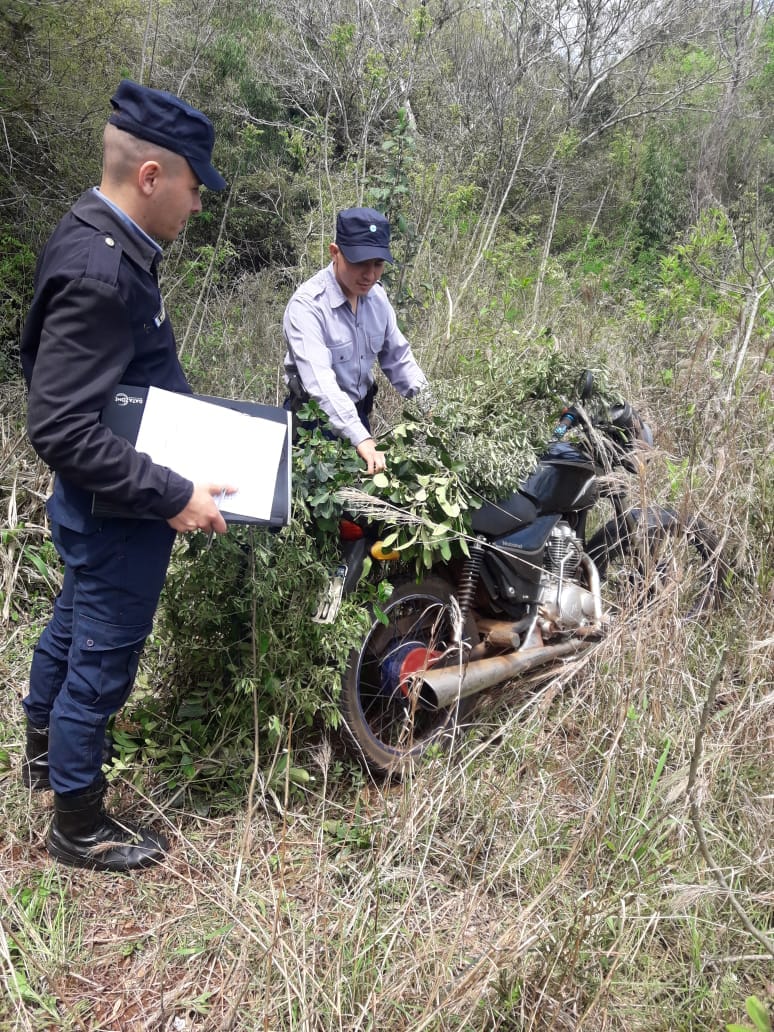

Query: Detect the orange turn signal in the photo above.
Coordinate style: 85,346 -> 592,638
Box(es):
371,541 -> 400,561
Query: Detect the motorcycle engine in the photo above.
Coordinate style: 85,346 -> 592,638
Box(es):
545,522 -> 583,577
538,523 -> 597,630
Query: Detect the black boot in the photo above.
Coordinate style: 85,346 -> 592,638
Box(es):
22,722 -> 50,790
47,781 -> 168,872
22,723 -> 114,792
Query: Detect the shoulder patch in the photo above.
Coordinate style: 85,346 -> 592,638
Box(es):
84,233 -> 123,286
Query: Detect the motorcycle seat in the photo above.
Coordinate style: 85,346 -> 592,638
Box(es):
471,491 -> 538,537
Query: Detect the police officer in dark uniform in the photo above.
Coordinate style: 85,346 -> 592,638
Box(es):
20,79 -> 231,871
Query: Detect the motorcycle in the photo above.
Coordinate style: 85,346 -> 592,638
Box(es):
322,372 -> 721,777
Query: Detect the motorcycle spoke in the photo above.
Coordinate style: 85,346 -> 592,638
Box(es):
591,516 -> 718,621
340,578 -> 477,775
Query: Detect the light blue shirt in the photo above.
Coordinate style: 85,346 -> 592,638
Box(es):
283,263 -> 428,446
91,188 -> 162,255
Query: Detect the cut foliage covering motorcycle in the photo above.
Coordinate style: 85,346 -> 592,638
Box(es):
305,371 -> 722,778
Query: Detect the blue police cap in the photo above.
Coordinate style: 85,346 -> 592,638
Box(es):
336,207 -> 394,263
108,79 -> 226,191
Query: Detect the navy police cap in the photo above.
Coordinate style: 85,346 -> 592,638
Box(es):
336,207 -> 394,264
108,79 -> 226,191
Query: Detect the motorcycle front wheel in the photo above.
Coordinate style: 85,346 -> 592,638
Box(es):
587,509 -> 720,620
339,576 -> 478,777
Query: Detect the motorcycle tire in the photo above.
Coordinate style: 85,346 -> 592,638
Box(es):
587,509 -> 720,620
339,576 -> 478,777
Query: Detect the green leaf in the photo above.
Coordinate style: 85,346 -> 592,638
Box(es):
747,997 -> 772,1032
23,548 -> 53,579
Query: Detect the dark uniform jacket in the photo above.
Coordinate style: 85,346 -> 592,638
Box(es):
21,190 -> 194,531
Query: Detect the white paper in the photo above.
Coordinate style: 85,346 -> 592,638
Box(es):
134,387 -> 287,521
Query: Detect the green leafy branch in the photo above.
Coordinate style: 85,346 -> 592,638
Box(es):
356,419 -> 477,571
291,348 -> 604,573
292,403 -> 477,571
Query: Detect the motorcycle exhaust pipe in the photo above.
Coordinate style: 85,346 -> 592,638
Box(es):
420,639 -> 592,711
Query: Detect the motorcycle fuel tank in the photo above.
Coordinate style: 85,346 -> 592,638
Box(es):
521,442 -> 597,514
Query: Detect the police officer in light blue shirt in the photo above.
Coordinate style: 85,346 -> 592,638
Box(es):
283,208 -> 430,474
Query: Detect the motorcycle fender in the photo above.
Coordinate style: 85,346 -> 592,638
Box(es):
341,537 -> 370,594
633,506 -> 679,530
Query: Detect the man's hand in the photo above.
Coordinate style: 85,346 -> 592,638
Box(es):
356,437 -> 386,475
167,484 -> 236,535
414,385 -> 435,418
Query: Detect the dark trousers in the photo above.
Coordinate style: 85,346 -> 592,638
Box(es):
23,518 -> 176,795
283,391 -> 373,441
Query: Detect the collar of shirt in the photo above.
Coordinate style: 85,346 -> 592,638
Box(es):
70,190 -> 161,277
323,261 -> 369,313
91,187 -> 163,256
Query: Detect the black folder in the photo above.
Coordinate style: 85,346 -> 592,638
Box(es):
92,385 -> 292,527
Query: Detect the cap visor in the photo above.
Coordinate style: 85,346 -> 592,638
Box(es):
337,244 -> 394,264
188,156 -> 227,191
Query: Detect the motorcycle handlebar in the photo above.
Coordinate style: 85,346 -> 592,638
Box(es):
552,394 -> 654,449
553,408 -> 579,439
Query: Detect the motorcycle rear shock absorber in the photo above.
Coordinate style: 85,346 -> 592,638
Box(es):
457,537 -> 485,622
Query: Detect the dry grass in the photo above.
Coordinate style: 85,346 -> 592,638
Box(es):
2,619 -> 771,1031
1,352 -> 772,1031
